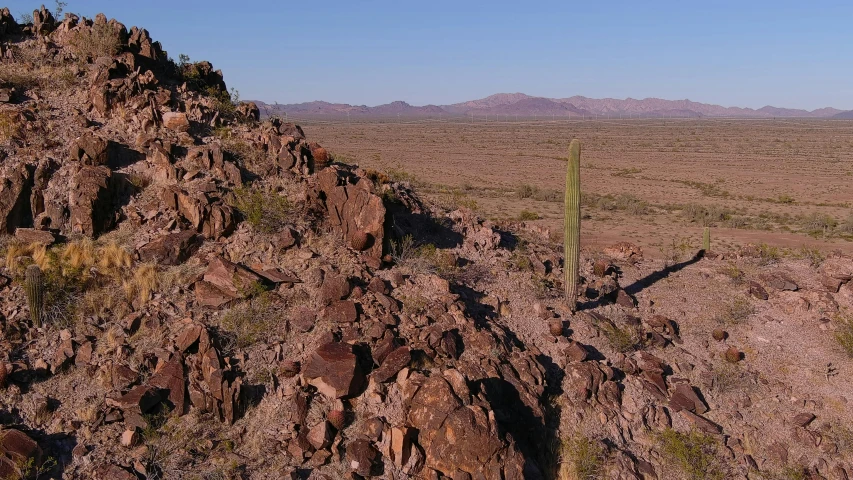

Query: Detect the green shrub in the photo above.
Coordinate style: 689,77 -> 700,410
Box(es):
835,314 -> 853,358
560,435 -> 605,479
518,210 -> 540,221
231,186 -> 293,234
715,297 -> 755,325
657,429 -> 725,480
220,285 -> 276,349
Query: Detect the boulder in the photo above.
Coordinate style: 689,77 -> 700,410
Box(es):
137,230 -> 201,265
237,102 -> 260,122
13,228 -> 55,245
70,132 -> 110,166
303,342 -> 365,399
0,162 -> 32,234
162,112 -> 190,132
0,429 -> 42,480
311,167 -> 386,260
68,165 -> 121,236
347,439 -> 379,477
146,354 -> 187,415
372,346 -> 411,382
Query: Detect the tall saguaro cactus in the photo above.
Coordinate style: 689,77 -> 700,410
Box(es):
25,265 -> 45,328
564,139 -> 581,312
703,227 -> 711,253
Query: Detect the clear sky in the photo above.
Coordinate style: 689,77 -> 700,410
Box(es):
7,0 -> 853,110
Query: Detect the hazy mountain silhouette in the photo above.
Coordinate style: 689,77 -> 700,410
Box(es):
253,93 -> 845,118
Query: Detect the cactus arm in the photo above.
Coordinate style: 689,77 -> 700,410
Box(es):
25,265 -> 45,328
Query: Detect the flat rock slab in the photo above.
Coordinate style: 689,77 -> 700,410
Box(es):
303,342 -> 365,399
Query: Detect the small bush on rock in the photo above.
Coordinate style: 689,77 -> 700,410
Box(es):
657,429 -> 725,480
69,22 -> 123,61
231,185 -> 294,233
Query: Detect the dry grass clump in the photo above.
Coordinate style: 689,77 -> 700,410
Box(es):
4,239 -> 164,328
123,263 -> 160,304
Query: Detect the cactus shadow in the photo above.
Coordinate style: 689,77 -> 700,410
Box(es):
622,250 -> 704,297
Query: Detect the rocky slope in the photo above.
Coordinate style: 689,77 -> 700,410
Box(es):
0,6 -> 852,480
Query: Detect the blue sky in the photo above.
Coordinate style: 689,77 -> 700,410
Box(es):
8,1 -> 853,109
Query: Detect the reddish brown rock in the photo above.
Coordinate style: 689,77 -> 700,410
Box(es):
311,167 -> 386,260
615,289 -> 636,308
162,112 -> 190,132
147,355 -> 186,415
69,165 -> 121,237
319,273 -> 351,305
137,230 -> 201,266
367,277 -> 389,295
792,412 -> 816,427
307,421 -> 334,450
325,300 -> 358,324
111,385 -> 165,415
373,346 -> 411,383
565,341 -> 589,363
748,281 -> 769,300
303,342 -> 366,399
821,275 -> 843,293
70,132 -> 110,166
347,439 -> 379,477
200,256 -> 263,300
680,410 -> 723,435
0,163 -> 32,234
548,319 -> 564,337
0,429 -> 41,480
13,228 -> 56,245
668,383 -> 708,414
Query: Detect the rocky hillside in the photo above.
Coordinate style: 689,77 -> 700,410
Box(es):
0,6 -> 852,480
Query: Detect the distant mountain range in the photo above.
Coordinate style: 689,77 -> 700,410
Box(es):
252,93 -> 853,119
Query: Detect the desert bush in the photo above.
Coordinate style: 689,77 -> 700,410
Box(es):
835,313 -> 853,358
660,236 -> 694,267
0,110 -> 22,143
681,203 -> 733,226
559,434 -> 606,480
222,138 -> 269,174
715,297 -> 755,325
802,212 -> 837,237
518,210 -> 540,221
582,192 -> 650,216
517,184 -> 536,199
602,322 -> 642,353
231,185 -> 294,233
796,245 -> 825,267
390,235 -> 457,277
69,22 -> 123,60
719,263 -> 746,284
219,285 -> 277,350
123,263 -> 160,304
656,429 -> 725,480
838,212 -> 853,235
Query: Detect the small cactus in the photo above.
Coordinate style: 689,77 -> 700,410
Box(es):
327,409 -> 346,430
25,265 -> 45,328
548,319 -> 564,337
725,346 -> 742,363
564,139 -> 581,311
712,329 -> 727,341
703,227 -> 711,252
350,231 -> 371,251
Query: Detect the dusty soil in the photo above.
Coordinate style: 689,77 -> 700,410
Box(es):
305,118 -> 853,258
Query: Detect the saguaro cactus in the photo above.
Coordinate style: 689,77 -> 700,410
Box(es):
25,265 -> 45,328
703,227 -> 711,253
564,139 -> 581,312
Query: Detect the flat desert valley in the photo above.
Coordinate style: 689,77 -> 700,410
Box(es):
305,118 -> 853,258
